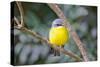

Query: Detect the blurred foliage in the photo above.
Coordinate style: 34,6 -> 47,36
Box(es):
12,1 -> 97,65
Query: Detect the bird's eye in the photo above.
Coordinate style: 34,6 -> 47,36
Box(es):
56,24 -> 62,26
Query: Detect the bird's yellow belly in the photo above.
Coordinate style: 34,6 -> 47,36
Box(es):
49,26 -> 69,46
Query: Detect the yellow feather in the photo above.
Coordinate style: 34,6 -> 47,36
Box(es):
49,26 -> 69,46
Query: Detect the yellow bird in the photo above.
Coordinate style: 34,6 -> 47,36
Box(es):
49,19 -> 69,56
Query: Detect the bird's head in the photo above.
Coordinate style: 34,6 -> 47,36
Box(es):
52,19 -> 63,27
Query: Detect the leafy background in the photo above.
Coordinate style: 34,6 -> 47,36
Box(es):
12,2 -> 97,65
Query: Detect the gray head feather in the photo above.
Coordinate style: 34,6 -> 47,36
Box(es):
52,19 -> 63,27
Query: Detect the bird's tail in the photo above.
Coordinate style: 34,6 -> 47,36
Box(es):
50,45 -> 64,56
54,49 -> 60,56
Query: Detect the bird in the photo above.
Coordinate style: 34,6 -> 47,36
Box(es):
49,18 -> 69,56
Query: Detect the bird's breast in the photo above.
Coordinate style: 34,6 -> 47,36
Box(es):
49,26 -> 69,46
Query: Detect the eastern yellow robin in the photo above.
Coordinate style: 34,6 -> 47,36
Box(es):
49,19 -> 69,56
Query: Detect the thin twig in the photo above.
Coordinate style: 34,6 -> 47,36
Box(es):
48,4 -> 89,61
14,16 -> 22,29
16,1 -> 24,26
14,16 -> 20,25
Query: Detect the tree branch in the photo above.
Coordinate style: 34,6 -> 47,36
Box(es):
14,16 -> 20,25
14,25 -> 82,61
48,4 -> 89,61
16,1 -> 24,26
